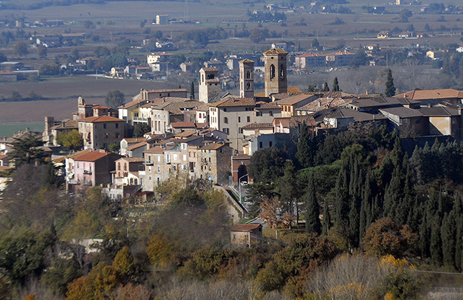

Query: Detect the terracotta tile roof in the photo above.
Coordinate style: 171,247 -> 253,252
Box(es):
231,223 -> 261,232
93,105 -> 110,109
144,146 -> 164,154
78,116 -> 125,123
209,97 -> 256,108
395,89 -> 463,100
0,154 -> 8,160
232,154 -> 251,160
171,122 -> 195,128
119,99 -> 150,109
174,130 -> 197,138
0,166 -> 13,172
239,58 -> 254,64
53,156 -> 66,163
273,117 -> 291,127
279,93 -> 317,106
159,100 -> 209,115
296,97 -> 349,113
123,138 -> 146,143
74,151 -> 114,162
263,47 -> 287,55
200,143 -> 226,150
126,141 -> 148,151
257,102 -> 281,109
66,149 -> 92,159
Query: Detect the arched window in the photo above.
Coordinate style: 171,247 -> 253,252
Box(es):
270,64 -> 275,79
280,64 -> 285,79
246,71 -> 250,79
246,82 -> 251,90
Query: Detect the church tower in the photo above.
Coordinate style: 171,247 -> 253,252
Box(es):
263,45 -> 288,97
239,59 -> 254,98
199,67 -> 220,103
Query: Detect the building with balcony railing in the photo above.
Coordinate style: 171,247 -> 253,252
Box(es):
67,150 -> 121,193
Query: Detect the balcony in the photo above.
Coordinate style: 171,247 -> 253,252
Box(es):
83,170 -> 92,175
144,160 -> 153,165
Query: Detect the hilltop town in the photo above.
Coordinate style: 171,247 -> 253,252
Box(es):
4,0 -> 463,298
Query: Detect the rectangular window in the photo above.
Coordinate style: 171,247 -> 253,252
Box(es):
269,111 -> 273,116
103,123 -> 107,129
224,117 -> 228,124
115,123 -> 119,128
238,117 -> 241,122
173,154 -> 178,161
256,111 -> 262,116
183,154 -> 187,161
157,155 -> 161,162
247,116 -> 250,122
158,167 -> 161,173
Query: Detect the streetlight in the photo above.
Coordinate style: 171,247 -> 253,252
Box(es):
239,173 -> 248,203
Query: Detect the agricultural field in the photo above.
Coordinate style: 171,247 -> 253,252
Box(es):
0,0 -> 463,137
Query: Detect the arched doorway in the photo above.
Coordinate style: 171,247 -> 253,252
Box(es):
238,165 -> 248,183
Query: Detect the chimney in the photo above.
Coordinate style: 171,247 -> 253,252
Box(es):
427,103 -> 431,108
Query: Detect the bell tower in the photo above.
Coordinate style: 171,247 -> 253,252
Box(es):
199,67 -> 220,103
239,59 -> 254,98
263,45 -> 288,97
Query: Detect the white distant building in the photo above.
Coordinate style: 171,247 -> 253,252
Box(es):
156,15 -> 168,24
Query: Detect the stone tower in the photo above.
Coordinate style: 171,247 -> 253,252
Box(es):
239,59 -> 255,98
263,45 -> 288,97
199,67 -> 220,103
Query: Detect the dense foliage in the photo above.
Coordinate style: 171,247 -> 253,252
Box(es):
3,125 -> 463,299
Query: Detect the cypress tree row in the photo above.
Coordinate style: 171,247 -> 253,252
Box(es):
305,173 -> 321,235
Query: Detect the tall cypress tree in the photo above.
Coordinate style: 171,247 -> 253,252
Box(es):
295,122 -> 313,168
332,77 -> 340,91
385,68 -> 396,97
322,81 -> 330,92
190,81 -> 195,99
305,173 -> 321,235
322,201 -> 331,235
334,163 -> 349,229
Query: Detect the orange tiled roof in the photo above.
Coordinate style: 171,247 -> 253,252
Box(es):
126,141 -> 148,151
395,89 -> 463,100
144,146 -> 164,154
231,223 -> 261,232
78,116 -> 124,123
279,93 -> 317,106
74,151 -> 113,162
171,122 -> 195,128
209,97 -> 255,108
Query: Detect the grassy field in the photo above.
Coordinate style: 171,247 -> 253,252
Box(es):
0,0 -> 462,136
0,123 -> 44,138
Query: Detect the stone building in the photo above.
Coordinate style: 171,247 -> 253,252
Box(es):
239,59 -> 255,98
263,46 -> 288,97
78,116 -> 125,150
199,67 -> 221,104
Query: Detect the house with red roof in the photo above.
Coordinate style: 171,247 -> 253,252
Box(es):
67,150 -> 121,193
230,223 -> 263,246
78,116 -> 125,150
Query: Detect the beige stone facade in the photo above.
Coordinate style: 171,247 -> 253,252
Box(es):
78,116 -> 125,150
